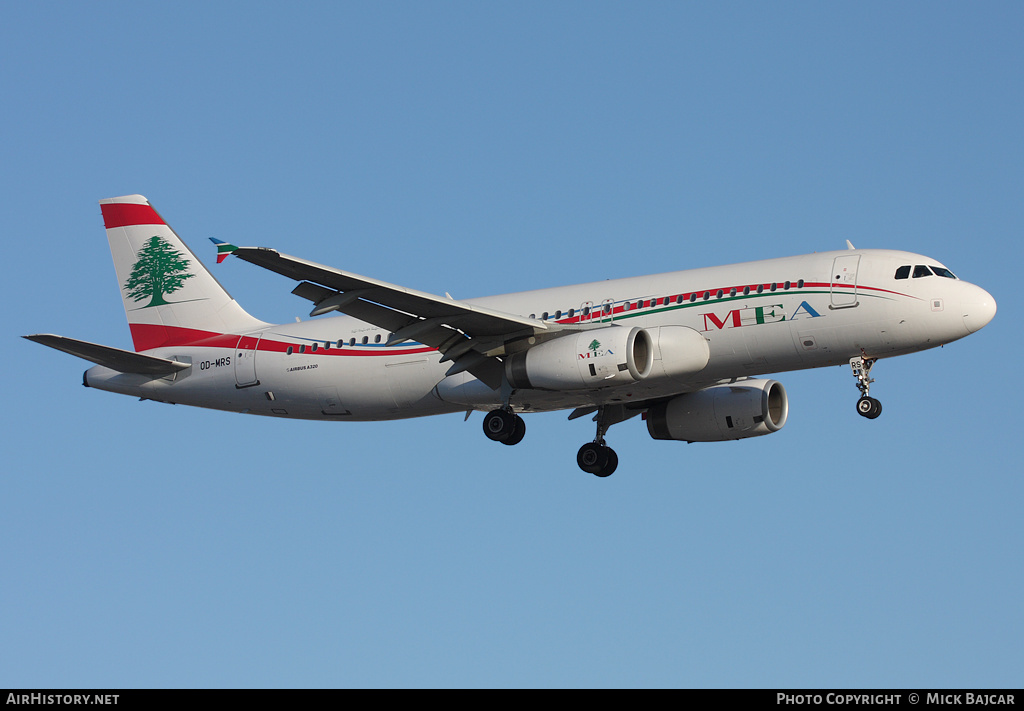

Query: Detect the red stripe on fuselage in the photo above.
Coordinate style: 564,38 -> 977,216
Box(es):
101,202 -> 165,229
129,323 -> 436,357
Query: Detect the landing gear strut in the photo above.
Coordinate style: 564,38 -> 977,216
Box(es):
850,355 -> 882,419
483,408 -> 526,445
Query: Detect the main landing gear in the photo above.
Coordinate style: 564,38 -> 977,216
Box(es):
482,408 -> 526,446
851,355 -> 882,420
482,404 -> 626,477
577,441 -> 618,478
575,404 -> 634,478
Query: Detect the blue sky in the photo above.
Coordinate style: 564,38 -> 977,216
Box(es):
2,2 -> 1021,688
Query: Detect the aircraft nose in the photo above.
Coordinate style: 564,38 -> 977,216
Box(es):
962,284 -> 997,334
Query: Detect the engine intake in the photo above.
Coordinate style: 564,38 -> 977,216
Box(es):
505,326 -> 653,390
646,379 -> 788,442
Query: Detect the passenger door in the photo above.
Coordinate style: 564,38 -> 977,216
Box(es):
830,255 -> 860,308
233,332 -> 262,387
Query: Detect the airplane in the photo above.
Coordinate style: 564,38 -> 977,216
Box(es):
25,194 -> 997,477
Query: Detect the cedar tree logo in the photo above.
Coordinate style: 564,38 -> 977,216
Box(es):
123,236 -> 195,307
588,339 -> 601,354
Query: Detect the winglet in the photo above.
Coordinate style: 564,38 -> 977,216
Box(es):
210,238 -> 239,264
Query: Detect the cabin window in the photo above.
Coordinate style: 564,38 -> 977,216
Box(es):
603,303 -> 612,314
583,306 -> 591,316
716,290 -> 723,299
286,346 -> 294,355
703,291 -> 710,301
931,266 -> 957,279
349,338 -> 356,347
568,308 -> 575,318
555,310 -> 562,319
756,285 -> 764,294
798,279 -> 805,288
895,265 -> 911,280
311,343 -> 318,352
336,340 -> 344,348
361,336 -> 368,345
913,265 -> 933,278
743,286 -> 750,296
770,283 -> 777,292
730,288 -> 737,297
541,311 -> 549,320
374,334 -> 381,343
676,295 -> 683,304
784,281 -> 791,290
299,345 -> 306,353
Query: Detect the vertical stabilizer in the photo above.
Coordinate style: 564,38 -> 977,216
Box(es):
100,195 -> 267,351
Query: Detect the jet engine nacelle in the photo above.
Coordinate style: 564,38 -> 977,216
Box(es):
646,379 -> 788,442
647,325 -> 710,381
505,326 -> 653,390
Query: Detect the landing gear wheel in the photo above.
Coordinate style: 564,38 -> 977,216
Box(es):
483,409 -> 517,442
577,442 -> 618,477
501,415 -> 527,446
856,396 -> 882,419
598,448 -> 618,478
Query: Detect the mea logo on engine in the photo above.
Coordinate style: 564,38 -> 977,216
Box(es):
577,339 -> 614,359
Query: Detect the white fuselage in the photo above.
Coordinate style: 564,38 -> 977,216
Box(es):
84,248 -> 994,421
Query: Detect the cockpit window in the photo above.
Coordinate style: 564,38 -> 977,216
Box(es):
931,266 -> 957,279
913,265 -> 933,278
895,265 -> 911,280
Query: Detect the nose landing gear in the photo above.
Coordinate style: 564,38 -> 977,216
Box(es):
851,355 -> 883,419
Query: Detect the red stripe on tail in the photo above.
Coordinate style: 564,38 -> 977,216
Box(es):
101,203 -> 165,229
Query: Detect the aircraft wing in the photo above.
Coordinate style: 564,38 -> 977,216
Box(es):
24,334 -> 191,376
225,246 -> 570,388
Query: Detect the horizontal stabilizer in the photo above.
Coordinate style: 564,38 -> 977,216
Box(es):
210,238 -> 239,264
24,334 -> 191,376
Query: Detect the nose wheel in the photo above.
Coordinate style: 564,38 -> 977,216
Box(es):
856,396 -> 883,419
851,355 -> 883,419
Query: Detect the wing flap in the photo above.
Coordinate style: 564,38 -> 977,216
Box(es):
24,334 -> 191,376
